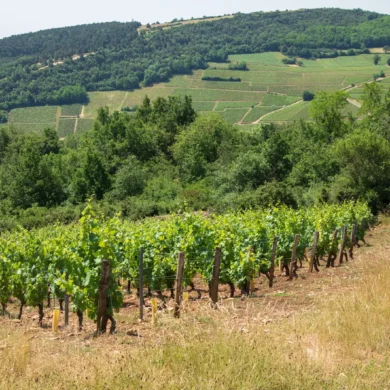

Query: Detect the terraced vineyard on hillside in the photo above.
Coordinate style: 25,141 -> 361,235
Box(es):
78,51 -> 390,126
1,52 -> 389,137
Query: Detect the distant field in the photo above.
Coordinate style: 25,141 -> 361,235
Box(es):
217,108 -> 249,124
137,15 -> 234,34
9,106 -> 57,123
58,119 -> 76,138
4,52 -> 390,134
61,104 -> 82,117
6,122 -> 55,135
4,106 -> 93,138
77,119 -> 95,133
242,106 -> 280,123
264,102 -> 311,122
192,102 -> 216,111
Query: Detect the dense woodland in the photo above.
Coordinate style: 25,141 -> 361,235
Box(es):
0,82 -> 389,230
1,8 -> 390,110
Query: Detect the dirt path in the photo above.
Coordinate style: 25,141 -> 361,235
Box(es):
347,98 -> 361,108
342,74 -> 390,93
55,107 -> 61,131
74,118 -> 78,134
79,105 -> 85,119
119,91 -> 129,110
253,99 -> 303,124
239,106 -> 253,124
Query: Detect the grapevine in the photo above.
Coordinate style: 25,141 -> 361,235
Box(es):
0,201 -> 372,328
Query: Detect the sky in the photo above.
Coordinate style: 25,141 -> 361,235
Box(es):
1,0 -> 390,39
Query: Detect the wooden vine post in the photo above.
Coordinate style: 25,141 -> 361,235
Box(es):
64,273 -> 69,327
174,252 -> 185,318
209,247 -> 222,306
151,297 -> 158,325
337,226 -> 348,266
96,260 -> 110,334
349,224 -> 357,258
326,229 -> 339,267
268,236 -> 278,287
139,248 -> 144,321
309,231 -> 320,273
288,234 -> 300,281
52,309 -> 60,333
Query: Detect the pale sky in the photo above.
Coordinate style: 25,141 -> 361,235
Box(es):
1,0 -> 389,39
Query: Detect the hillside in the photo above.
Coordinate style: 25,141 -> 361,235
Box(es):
0,8 -> 389,230
1,8 -> 390,112
1,51 -> 389,135
1,8 -> 390,389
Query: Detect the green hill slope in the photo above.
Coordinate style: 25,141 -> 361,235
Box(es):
3,50 -> 388,135
1,8 -> 390,113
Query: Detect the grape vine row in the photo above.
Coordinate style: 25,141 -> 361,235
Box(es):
0,201 -> 372,327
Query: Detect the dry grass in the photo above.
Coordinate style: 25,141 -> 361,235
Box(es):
1,224 -> 390,389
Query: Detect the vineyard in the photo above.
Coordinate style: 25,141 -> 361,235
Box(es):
0,201 -> 372,334
2,52 -> 389,139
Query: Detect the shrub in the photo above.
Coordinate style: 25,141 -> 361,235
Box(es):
282,57 -> 297,65
121,105 -> 138,112
201,76 -> 241,82
302,90 -> 315,101
228,61 -> 248,71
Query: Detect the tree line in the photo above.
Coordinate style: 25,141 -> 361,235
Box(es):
0,82 -> 389,230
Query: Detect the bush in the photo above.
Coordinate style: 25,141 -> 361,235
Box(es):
202,76 -> 241,82
302,90 -> 315,101
373,73 -> 384,80
121,105 -> 138,112
282,57 -> 297,65
228,61 -> 248,71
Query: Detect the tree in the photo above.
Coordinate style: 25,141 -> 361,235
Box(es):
373,54 -> 381,65
1,135 -> 66,208
387,57 -> 390,66
72,147 -> 111,202
227,151 -> 271,191
359,82 -> 390,139
0,111 -> 7,124
302,90 -> 315,101
172,113 -> 237,182
41,127 -> 60,155
110,156 -> 148,199
332,129 -> 390,212
384,45 -> 390,53
309,90 -> 349,140
359,82 -> 382,116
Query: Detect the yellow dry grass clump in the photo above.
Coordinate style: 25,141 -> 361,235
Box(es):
1,220 -> 390,389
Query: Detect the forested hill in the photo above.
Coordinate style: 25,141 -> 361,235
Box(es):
1,8 -> 390,110
0,22 -> 141,59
